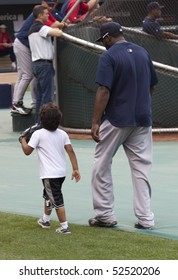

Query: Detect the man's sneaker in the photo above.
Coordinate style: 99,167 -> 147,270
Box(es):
134,223 -> 153,230
88,217 -> 117,228
37,218 -> 50,229
56,226 -> 71,234
11,101 -> 32,115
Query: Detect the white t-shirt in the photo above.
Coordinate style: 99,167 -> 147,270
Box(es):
28,128 -> 71,179
28,25 -> 54,61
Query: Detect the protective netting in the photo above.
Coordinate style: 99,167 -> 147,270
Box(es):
56,0 -> 178,131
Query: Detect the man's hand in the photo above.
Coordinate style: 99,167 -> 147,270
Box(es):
91,123 -> 100,142
91,85 -> 110,142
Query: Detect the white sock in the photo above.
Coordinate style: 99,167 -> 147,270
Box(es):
60,221 -> 68,229
43,214 -> 50,222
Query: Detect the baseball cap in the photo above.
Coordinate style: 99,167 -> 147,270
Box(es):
0,24 -> 7,29
95,22 -> 123,42
44,0 -> 57,4
147,2 -> 164,12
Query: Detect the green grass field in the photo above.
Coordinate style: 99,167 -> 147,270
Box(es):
0,212 -> 178,260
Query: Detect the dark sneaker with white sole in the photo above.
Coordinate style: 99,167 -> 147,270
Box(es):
134,223 -> 153,230
11,101 -> 32,115
56,226 -> 71,234
88,217 -> 117,228
37,218 -> 50,229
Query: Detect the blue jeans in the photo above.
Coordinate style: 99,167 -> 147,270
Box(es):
32,61 -> 55,123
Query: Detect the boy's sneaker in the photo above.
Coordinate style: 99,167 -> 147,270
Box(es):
11,101 -> 32,115
37,218 -> 50,229
56,226 -> 71,234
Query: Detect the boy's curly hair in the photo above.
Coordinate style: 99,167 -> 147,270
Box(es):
39,102 -> 62,131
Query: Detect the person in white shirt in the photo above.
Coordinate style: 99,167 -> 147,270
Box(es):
20,102 -> 81,234
28,5 -> 63,123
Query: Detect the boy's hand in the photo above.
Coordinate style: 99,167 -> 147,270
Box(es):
71,170 -> 81,182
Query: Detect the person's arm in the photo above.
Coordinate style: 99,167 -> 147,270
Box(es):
87,0 -> 98,11
65,144 -> 81,182
47,27 -> 63,37
20,137 -> 34,155
0,42 -> 12,47
91,85 -> 110,142
161,31 -> 178,40
143,20 -> 178,40
46,13 -> 68,29
50,20 -> 68,29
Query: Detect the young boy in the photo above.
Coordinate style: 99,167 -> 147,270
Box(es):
20,102 -> 81,234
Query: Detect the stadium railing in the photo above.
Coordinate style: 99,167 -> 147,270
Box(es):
55,29 -> 178,133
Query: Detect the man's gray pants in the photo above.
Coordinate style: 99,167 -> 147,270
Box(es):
13,38 -> 36,105
91,120 -> 154,228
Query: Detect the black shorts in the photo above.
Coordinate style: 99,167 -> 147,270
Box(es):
42,177 -> 65,209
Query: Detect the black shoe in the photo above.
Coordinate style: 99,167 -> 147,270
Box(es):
88,217 -> 117,228
134,223 -> 153,230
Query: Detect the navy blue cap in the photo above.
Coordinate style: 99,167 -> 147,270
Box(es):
96,22 -> 123,42
147,2 -> 164,12
45,0 -> 57,4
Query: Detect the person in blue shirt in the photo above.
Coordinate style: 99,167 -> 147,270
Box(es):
51,1 -> 63,21
142,1 -> 178,40
89,22 -> 158,230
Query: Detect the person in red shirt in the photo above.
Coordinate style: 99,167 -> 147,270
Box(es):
0,24 -> 16,70
66,0 -> 99,23
41,0 -> 68,27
